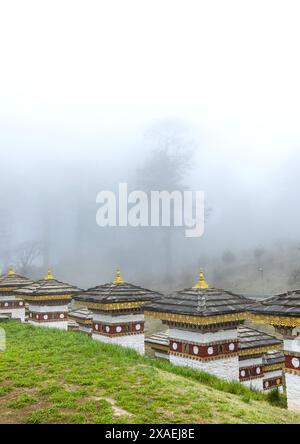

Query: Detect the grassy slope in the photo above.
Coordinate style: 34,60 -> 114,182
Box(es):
0,321 -> 299,424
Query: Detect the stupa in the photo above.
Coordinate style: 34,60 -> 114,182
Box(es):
74,269 -> 161,354
15,269 -> 81,330
0,266 -> 33,322
250,291 -> 300,410
144,271 -> 251,381
238,326 -> 283,391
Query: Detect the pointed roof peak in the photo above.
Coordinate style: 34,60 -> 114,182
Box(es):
45,268 -> 54,280
113,269 -> 124,285
0,267 -> 33,290
8,266 -> 16,277
194,270 -> 209,289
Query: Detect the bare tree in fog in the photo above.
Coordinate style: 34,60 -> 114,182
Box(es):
13,240 -> 43,275
138,120 -> 195,189
136,120 -> 195,283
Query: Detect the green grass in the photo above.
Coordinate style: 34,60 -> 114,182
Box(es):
0,320 -> 299,424
7,393 -> 38,409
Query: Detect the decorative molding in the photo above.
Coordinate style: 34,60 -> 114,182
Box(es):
169,350 -> 237,362
239,344 -> 282,357
285,354 -> 300,374
77,301 -> 144,311
0,300 -> 24,308
22,295 -> 72,302
239,364 -> 263,381
0,287 -> 18,292
263,376 -> 283,390
285,368 -> 300,376
145,310 -> 246,326
263,363 -> 284,372
28,311 -> 68,322
92,321 -> 144,336
93,330 -> 143,338
146,343 -> 170,353
68,317 -> 92,325
249,313 -> 300,328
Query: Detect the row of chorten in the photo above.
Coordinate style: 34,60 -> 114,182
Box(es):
0,266 -> 300,411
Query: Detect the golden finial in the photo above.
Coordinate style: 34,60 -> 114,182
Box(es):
194,270 -> 209,289
45,268 -> 53,280
8,266 -> 16,277
113,269 -> 124,285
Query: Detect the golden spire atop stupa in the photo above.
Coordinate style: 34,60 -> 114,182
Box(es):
45,268 -> 54,280
8,265 -> 16,277
194,270 -> 209,289
113,269 -> 124,285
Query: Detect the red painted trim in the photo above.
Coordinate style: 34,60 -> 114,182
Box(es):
92,321 -> 144,336
169,339 -> 239,359
285,354 -> 300,373
29,311 -> 68,322
263,376 -> 283,390
239,365 -> 263,381
0,300 -> 24,309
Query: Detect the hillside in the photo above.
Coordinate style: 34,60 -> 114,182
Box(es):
0,321 -> 299,424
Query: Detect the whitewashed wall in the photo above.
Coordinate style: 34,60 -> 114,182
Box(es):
28,304 -> 69,313
92,332 -> 145,355
28,320 -> 68,330
241,378 -> 263,391
170,354 -> 239,381
286,373 -> 300,411
169,328 -> 237,343
0,308 -> 25,322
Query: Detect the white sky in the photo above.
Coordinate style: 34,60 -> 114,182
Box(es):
0,0 -> 299,168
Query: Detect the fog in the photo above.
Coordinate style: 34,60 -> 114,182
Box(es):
1,1 -> 300,294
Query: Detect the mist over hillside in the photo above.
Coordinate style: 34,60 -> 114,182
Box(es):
1,119 -> 299,294
1,1 -> 300,294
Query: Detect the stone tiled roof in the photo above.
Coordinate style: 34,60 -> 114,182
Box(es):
145,286 -> 253,318
263,350 -> 285,366
76,282 -> 161,304
14,270 -> 81,297
145,332 -> 169,347
0,268 -> 33,293
68,319 -> 80,330
75,270 -> 161,305
69,307 -> 92,321
238,326 -> 282,351
250,290 -> 300,317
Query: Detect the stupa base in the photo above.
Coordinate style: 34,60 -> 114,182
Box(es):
92,332 -> 145,355
170,354 -> 239,381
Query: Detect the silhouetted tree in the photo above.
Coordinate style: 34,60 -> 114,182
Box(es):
136,120 -> 196,281
13,240 -> 43,275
